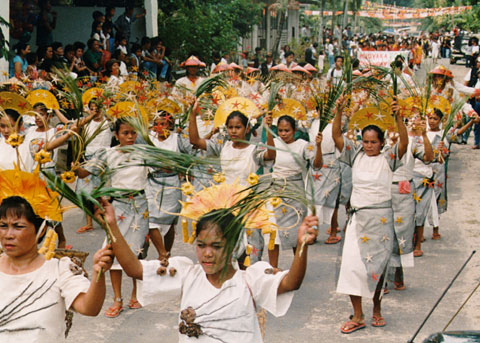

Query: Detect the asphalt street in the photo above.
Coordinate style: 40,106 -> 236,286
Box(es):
66,58 -> 480,343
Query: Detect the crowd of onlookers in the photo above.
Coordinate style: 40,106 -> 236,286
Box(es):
9,1 -> 173,83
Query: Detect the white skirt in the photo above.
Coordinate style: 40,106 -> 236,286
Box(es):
336,214 -> 373,298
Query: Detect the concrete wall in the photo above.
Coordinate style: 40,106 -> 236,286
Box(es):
13,6 -> 146,50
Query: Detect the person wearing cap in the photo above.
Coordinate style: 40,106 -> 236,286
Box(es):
260,52 -> 275,78
174,56 -> 206,94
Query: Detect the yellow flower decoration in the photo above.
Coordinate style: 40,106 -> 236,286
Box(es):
5,133 -> 24,148
61,171 -> 76,184
0,169 -> 63,221
181,182 -> 195,196
247,173 -> 258,186
270,197 -> 282,208
180,181 -> 273,231
34,149 -> 52,164
213,172 -> 225,183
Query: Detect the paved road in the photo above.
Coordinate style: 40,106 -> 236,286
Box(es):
67,58 -> 480,342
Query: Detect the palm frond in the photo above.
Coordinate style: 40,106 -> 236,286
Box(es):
119,144 -> 220,176
441,96 -> 468,141
267,81 -> 283,112
195,74 -> 227,98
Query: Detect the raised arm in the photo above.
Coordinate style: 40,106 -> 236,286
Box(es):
332,98 -> 345,152
392,98 -> 408,159
455,114 -> 480,136
189,100 -> 207,150
263,112 -> 276,161
277,215 -> 318,294
53,109 -> 70,124
413,118 -> 434,162
95,197 -> 143,279
312,132 -> 323,168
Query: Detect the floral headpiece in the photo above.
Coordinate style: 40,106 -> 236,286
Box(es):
0,169 -> 63,221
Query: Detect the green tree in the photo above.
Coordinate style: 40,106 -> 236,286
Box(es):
157,0 -> 263,64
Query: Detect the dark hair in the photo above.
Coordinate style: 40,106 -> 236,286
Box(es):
73,41 -> 86,51
4,109 -> 22,125
113,49 -> 124,59
92,10 -> 104,20
91,20 -> 102,34
0,196 -> 44,232
433,108 -> 444,120
14,42 -> 29,55
64,44 -> 74,54
33,102 -> 48,112
226,111 -> 248,127
278,115 -> 296,130
105,59 -> 120,76
103,21 -> 113,32
197,209 -> 237,237
52,41 -> 63,51
114,117 -> 133,133
87,38 -> 98,49
130,43 -> 141,53
334,55 -> 344,62
362,125 -> 384,142
141,36 -> 151,46
285,51 -> 294,58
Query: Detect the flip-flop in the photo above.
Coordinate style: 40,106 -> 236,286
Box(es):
105,305 -> 123,318
341,320 -> 366,334
325,236 -> 341,244
394,282 -> 406,291
128,299 -> 142,309
413,249 -> 423,257
432,233 -> 442,240
372,315 -> 386,327
77,225 -> 93,234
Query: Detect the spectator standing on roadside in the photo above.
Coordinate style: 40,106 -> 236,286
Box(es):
115,7 -> 146,48
260,52 -> 276,77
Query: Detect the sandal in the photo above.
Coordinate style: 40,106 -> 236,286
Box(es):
341,317 -> 366,334
325,236 -> 341,244
372,315 -> 386,327
413,249 -> 423,257
77,225 -> 93,234
432,233 -> 442,240
128,299 -> 142,309
394,282 -> 406,291
326,227 -> 339,235
384,287 -> 389,295
105,305 -> 123,318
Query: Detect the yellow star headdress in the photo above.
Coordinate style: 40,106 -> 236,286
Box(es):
0,169 -> 63,221
213,96 -> 260,128
349,106 -> 396,132
272,98 -> 307,121
26,89 -> 60,110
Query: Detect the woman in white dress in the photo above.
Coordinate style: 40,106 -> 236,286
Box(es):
332,99 -> 408,333
189,104 -> 276,266
269,115 -> 323,267
99,195 -> 319,343
76,118 -> 149,317
0,109 -> 34,172
0,192 -> 113,342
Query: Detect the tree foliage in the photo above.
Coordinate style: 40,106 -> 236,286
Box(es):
157,0 -> 263,64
